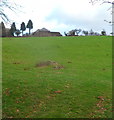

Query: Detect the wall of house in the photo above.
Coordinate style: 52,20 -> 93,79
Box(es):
32,31 -> 62,37
50,32 -> 62,36
0,28 -> 11,37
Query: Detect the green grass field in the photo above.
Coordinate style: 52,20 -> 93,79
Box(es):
2,36 -> 112,118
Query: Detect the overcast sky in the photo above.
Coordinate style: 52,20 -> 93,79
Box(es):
1,0 -> 113,35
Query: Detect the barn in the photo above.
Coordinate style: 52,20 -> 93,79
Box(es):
32,28 -> 62,37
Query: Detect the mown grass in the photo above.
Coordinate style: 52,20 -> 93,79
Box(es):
2,36 -> 112,118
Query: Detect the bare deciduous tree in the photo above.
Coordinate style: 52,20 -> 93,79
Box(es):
90,0 -> 114,5
90,0 -> 114,35
0,0 -> 21,22
90,0 -> 114,13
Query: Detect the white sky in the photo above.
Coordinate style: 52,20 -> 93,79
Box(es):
1,0 -> 113,35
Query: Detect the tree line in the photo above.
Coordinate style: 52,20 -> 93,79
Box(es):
64,29 -> 107,36
1,19 -> 33,37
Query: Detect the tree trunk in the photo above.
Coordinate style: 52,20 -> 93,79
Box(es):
22,31 -> 23,36
29,28 -> 30,35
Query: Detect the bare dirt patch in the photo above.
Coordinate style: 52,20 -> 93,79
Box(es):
35,60 -> 64,70
13,62 -> 21,64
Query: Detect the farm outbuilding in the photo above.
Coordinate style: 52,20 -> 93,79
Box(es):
32,28 -> 62,37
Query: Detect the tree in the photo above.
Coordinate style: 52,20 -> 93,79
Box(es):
68,30 -> 75,36
90,0 -> 114,5
75,29 -> 81,36
20,22 -> 26,36
0,0 -> 21,23
0,22 -> 6,37
64,32 -> 67,36
89,29 -> 94,35
10,22 -> 16,36
15,29 -> 21,37
90,0 -> 114,36
101,29 -> 106,35
94,32 -> 100,36
66,29 -> 82,36
26,20 -> 33,35
83,30 -> 88,36
90,0 -> 113,20
110,32 -> 114,35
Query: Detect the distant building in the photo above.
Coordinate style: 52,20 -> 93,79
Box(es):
32,28 -> 62,37
0,28 -> 11,37
5,28 -> 11,37
0,22 -> 11,37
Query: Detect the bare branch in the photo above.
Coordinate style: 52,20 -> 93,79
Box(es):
0,0 -> 21,23
90,0 -> 114,5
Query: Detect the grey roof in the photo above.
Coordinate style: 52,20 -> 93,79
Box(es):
35,28 -> 50,32
40,28 -> 50,31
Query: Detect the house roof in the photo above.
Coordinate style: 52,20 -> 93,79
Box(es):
32,28 -> 62,37
35,28 -> 50,32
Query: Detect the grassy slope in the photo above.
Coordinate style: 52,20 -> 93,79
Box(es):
2,36 -> 112,118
